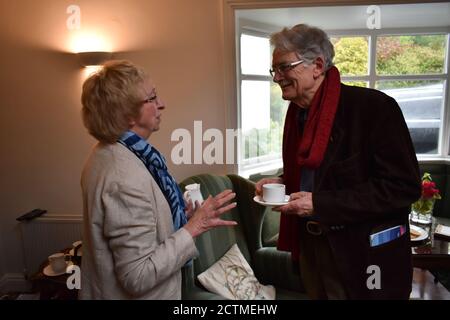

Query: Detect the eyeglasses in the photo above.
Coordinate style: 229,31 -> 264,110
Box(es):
142,95 -> 157,104
269,60 -> 304,78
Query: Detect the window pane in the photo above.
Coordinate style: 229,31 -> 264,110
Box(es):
376,35 -> 447,75
241,80 -> 270,159
269,82 -> 288,154
331,36 -> 368,76
241,80 -> 270,131
240,34 -> 270,76
241,80 -> 288,160
377,80 -> 444,154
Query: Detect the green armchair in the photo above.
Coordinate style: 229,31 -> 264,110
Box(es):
179,173 -> 308,300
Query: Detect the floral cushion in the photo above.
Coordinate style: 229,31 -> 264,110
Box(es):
197,244 -> 275,300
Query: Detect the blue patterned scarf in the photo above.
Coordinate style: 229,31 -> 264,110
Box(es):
118,130 -> 187,231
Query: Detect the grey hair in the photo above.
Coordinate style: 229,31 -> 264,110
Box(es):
270,24 -> 335,69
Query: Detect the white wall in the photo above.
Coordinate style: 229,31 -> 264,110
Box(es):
0,0 -> 230,277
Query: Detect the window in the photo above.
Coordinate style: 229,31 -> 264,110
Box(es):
336,33 -> 448,155
236,3 -> 450,177
238,33 -> 288,176
377,80 -> 444,154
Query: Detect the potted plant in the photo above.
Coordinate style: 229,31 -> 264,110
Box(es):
411,173 -> 441,224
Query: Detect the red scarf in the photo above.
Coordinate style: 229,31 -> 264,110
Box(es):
277,66 -> 341,259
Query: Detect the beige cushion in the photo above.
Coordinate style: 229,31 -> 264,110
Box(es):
197,244 -> 275,300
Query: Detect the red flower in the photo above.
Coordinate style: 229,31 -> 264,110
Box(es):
413,173 -> 441,214
420,175 -> 441,200
422,188 -> 438,199
422,181 -> 436,189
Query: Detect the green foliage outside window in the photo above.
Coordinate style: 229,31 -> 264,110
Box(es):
343,81 -> 368,88
243,119 -> 284,159
243,34 -> 446,160
376,35 -> 445,89
331,35 -> 445,89
333,37 -> 368,76
377,35 -> 445,77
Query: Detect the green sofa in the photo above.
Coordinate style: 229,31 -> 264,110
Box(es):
179,173 -> 308,300
179,164 -> 450,299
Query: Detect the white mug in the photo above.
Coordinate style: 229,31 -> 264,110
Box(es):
262,183 -> 286,203
48,253 -> 69,273
183,183 -> 204,209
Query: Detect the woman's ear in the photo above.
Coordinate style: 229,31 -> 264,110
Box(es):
313,56 -> 326,79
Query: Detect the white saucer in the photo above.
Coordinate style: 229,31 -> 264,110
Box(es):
410,225 -> 428,242
253,195 -> 290,207
43,262 -> 73,277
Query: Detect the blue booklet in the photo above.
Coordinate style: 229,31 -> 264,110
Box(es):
369,225 -> 406,247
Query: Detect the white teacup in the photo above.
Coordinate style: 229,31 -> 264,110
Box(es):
262,183 -> 286,203
48,253 -> 69,273
184,183 -> 204,209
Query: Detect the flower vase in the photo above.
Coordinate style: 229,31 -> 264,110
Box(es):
410,199 -> 435,225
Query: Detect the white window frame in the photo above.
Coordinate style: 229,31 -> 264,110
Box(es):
229,6 -> 450,178
237,27 -> 284,177
222,1 -> 450,177
329,27 -> 450,160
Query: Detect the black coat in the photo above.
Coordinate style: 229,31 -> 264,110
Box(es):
312,84 -> 422,299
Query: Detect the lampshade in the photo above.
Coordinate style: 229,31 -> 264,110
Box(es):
77,51 -> 113,67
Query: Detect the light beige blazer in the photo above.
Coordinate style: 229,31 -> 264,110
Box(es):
79,142 -> 198,300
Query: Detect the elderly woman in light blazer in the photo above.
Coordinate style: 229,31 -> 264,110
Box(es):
79,60 -> 236,300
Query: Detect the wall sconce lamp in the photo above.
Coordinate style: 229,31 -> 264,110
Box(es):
77,51 -> 113,67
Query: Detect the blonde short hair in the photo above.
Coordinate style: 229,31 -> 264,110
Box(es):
81,60 -> 147,143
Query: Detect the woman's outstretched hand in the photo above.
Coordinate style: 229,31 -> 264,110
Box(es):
184,190 -> 237,238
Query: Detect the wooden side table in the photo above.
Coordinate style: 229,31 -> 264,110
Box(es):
411,217 -> 450,269
31,273 -> 78,300
29,249 -> 79,300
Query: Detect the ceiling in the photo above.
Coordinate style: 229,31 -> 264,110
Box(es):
237,2 -> 450,31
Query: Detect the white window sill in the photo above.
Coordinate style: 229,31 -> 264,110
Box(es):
417,156 -> 450,164
239,160 -> 282,179
238,156 -> 450,179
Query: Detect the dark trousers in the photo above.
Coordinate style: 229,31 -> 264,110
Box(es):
298,222 -> 348,300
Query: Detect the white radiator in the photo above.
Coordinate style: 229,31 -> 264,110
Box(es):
19,214 -> 83,276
